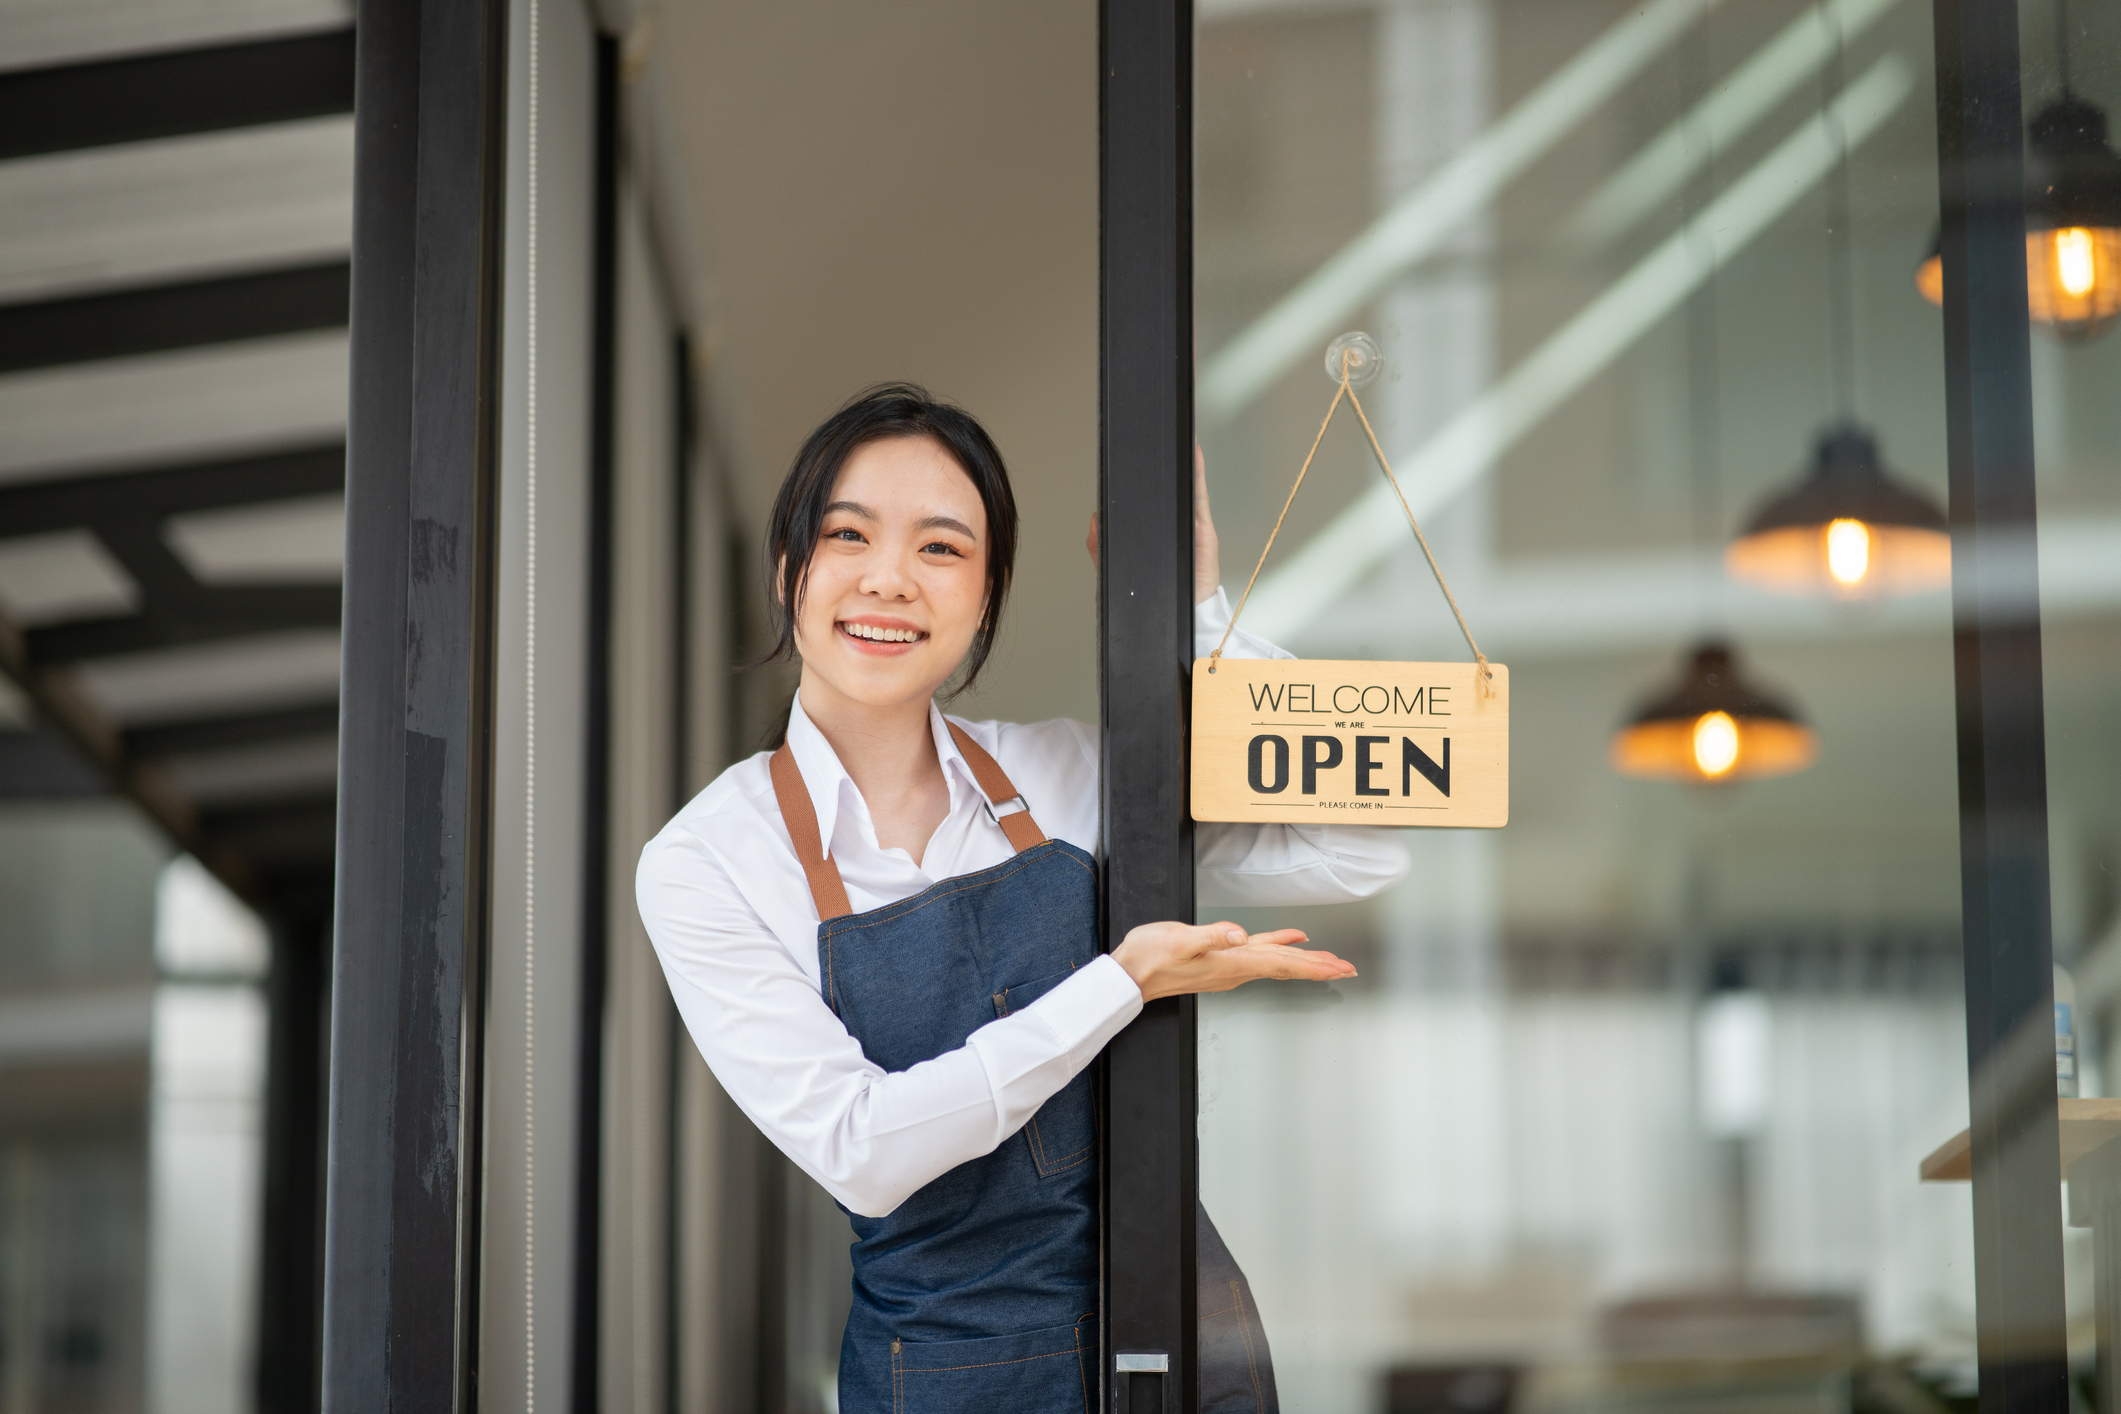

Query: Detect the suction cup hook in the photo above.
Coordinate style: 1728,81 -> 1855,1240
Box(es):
1324,332 -> 1384,390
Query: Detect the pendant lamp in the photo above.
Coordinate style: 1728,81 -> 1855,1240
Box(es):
1724,426 -> 1950,597
1618,48 -> 1818,787
1916,6 -> 2121,340
1610,643 -> 1819,783
1737,28 -> 1950,599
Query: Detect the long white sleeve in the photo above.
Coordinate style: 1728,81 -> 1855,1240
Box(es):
1191,588 -> 1412,904
637,663 -> 1404,1221
637,830 -> 1142,1218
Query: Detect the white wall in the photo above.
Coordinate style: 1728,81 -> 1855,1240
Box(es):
657,0 -> 1101,733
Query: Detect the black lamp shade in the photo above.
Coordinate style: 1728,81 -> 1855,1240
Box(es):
1725,426 -> 1950,597
1611,642 -> 1818,782
1917,97 -> 2121,340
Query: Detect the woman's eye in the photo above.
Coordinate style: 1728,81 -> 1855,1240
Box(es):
828,528 -> 865,543
923,541 -> 963,557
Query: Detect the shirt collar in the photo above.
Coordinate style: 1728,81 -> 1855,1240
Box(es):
781,696 -> 983,860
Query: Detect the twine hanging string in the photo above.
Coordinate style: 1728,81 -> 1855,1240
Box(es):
1208,347 -> 1495,698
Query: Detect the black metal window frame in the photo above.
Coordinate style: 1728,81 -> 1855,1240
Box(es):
1095,3 -> 2070,1413
324,0 -> 509,1409
1099,2 -> 1198,1412
1932,4 -> 2070,1414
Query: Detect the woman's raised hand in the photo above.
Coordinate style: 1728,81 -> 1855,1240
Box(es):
1110,920 -> 1355,1002
1086,445 -> 1224,607
1191,445 -> 1221,606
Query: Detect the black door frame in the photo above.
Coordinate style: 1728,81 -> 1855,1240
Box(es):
1932,3 -> 2070,1413
1099,2 -> 1198,1412
1096,3 -> 2068,1412
324,0 -> 508,1408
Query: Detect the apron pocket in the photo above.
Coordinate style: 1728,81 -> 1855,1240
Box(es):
892,1318 -> 1096,1414
993,968 -> 1096,1177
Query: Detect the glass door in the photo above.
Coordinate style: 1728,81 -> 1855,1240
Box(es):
1088,0 -> 2112,1409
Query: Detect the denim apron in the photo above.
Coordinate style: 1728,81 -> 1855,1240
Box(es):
770,724 -> 1280,1414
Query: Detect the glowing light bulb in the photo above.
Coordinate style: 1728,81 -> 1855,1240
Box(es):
1825,518 -> 1872,586
1693,711 -> 1740,778
2057,227 -> 2098,298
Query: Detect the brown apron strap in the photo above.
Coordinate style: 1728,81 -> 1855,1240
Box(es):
769,722 -> 1051,923
945,722 -> 1048,852
770,743 -> 853,922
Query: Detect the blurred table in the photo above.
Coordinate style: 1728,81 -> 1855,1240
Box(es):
1918,1097 -> 2121,1181
1923,1098 -> 2121,1414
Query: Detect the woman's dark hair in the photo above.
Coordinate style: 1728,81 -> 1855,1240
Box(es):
758,382 -> 1019,694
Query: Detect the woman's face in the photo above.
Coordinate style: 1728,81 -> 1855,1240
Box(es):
791,434 -> 990,716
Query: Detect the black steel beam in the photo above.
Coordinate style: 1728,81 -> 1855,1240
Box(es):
17,510 -> 339,666
323,0 -> 505,1410
1099,1 -> 1198,1410
24,589 -> 342,665
125,700 -> 340,760
93,517 -> 219,603
1933,3 -> 2071,1413
0,262 -> 349,376
0,28 -> 356,162
201,793 -> 338,866
258,910 -> 331,1414
0,445 -> 345,537
0,729 -> 107,797
0,606 -> 210,868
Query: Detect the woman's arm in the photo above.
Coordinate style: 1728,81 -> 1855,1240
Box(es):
1089,450 -> 1412,907
1192,447 -> 1412,905
638,823 -> 1359,1213
637,830 -> 1143,1217
1191,585 -> 1412,905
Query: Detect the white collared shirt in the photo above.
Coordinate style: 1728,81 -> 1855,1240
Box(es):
635,590 -> 1409,1217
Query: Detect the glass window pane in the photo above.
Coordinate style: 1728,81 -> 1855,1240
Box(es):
2022,0 -> 2121,1405
1193,4 -> 1999,1409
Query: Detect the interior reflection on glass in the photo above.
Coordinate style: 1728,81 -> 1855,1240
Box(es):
1195,0 -> 2120,1409
0,803 -> 267,1414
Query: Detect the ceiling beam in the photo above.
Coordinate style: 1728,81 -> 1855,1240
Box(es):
0,597 -> 338,913
197,793 -> 337,868
0,444 -> 345,536
0,29 -> 356,162
25,589 -> 342,666
0,729 -> 107,797
125,700 -> 340,760
0,605 -> 232,886
0,262 -> 349,375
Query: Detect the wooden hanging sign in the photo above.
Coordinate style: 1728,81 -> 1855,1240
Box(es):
1191,657 -> 1508,826
1189,333 -> 1509,828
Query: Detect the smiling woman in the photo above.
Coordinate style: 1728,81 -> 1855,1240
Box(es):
635,383 -> 1409,1414
760,385 -> 1018,703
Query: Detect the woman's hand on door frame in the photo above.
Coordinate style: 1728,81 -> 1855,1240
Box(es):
1111,919 -> 1354,1002
1191,444 -> 1221,605
1085,445 -> 1223,606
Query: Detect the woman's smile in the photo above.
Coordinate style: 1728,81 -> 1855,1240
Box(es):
837,616 -> 929,652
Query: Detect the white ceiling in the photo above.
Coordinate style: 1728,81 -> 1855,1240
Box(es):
166,492 -> 346,584
71,628 -> 342,725
0,529 -> 137,626
0,0 -> 350,74
0,117 -> 354,303
0,330 -> 348,484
